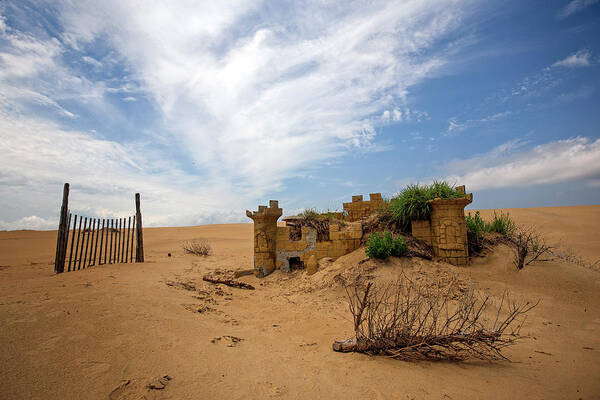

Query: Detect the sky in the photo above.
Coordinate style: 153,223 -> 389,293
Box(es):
0,0 -> 599,230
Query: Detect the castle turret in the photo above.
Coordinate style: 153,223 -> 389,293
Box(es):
246,200 -> 282,277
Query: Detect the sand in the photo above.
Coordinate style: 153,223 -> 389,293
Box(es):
1,205 -> 599,399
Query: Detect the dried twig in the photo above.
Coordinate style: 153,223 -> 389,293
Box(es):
202,276 -> 255,290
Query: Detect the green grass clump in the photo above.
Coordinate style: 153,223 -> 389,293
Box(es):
487,211 -> 516,235
466,211 -> 486,235
365,232 -> 408,259
465,211 -> 516,254
466,210 -> 515,236
389,181 -> 464,232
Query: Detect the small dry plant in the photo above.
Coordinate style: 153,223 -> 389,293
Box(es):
334,275 -> 537,361
510,227 -> 553,270
182,240 -> 212,256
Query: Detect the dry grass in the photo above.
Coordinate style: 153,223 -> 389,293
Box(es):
182,240 -> 212,256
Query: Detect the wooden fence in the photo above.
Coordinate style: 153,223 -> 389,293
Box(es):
54,183 -> 144,273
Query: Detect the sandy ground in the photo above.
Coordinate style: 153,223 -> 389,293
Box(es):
1,205 -> 599,399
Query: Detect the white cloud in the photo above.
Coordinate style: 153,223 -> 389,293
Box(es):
122,96 -> 136,102
0,216 -> 57,231
56,0 -> 469,188
557,0 -> 599,18
552,49 -> 594,68
0,112 -> 248,229
443,137 -> 600,190
0,1 -> 475,229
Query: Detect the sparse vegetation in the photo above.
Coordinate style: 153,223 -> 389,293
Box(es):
487,211 -> 516,236
290,208 -> 347,241
466,211 -> 516,254
465,211 -> 553,269
389,181 -> 465,232
511,226 -> 553,270
335,276 -> 538,361
182,240 -> 212,256
365,231 -> 408,259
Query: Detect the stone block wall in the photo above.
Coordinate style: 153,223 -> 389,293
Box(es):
429,198 -> 472,266
411,220 -> 432,245
343,193 -> 386,221
274,221 -> 363,275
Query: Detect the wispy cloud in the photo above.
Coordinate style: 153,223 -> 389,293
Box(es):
445,111 -> 511,135
557,0 -> 599,18
0,0 -> 475,229
552,49 -> 594,68
443,137 -> 600,190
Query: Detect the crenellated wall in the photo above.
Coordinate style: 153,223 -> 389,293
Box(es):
343,193 -> 386,221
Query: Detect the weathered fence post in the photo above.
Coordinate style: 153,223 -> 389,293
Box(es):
54,183 -> 69,274
135,193 -> 144,262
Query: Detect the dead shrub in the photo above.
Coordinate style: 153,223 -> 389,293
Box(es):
333,275 -> 537,361
510,227 -> 553,270
182,240 -> 212,256
288,209 -> 331,241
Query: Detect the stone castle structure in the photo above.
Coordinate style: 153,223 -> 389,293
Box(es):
247,187 -> 473,277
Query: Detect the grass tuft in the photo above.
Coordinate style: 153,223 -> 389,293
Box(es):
389,181 -> 464,232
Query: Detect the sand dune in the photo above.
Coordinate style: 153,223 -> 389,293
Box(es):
1,206 -> 599,399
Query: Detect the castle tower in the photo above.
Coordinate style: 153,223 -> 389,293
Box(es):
411,185 -> 473,266
246,200 -> 282,277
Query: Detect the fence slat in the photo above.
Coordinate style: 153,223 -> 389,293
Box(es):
68,215 -> 78,272
114,219 -> 118,263
99,219 -> 104,265
117,218 -> 122,263
106,218 -> 112,264
62,213 -> 71,271
78,217 -> 87,270
93,217 -> 100,266
119,218 -> 124,263
54,183 -> 69,273
74,216 -> 83,270
135,194 -> 144,262
104,219 -> 109,264
112,218 -> 116,264
83,218 -> 92,268
125,216 -> 131,263
88,219 -> 96,267
130,215 -> 135,263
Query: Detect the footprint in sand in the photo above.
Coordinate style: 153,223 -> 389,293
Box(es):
82,361 -> 111,377
109,375 -> 172,400
211,335 -> 244,347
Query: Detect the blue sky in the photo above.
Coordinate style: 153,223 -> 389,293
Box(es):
0,0 -> 599,230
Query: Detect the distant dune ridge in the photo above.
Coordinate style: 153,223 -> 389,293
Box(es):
0,205 -> 599,399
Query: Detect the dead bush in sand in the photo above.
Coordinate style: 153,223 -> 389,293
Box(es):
334,275 -> 537,361
182,240 -> 212,256
511,227 -> 553,270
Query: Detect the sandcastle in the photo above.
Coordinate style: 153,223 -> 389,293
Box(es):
247,187 -> 473,277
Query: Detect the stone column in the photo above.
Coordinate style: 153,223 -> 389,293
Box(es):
429,197 -> 472,266
246,200 -> 282,277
